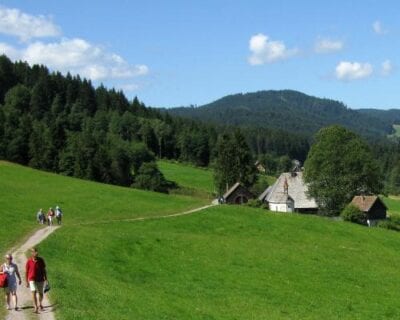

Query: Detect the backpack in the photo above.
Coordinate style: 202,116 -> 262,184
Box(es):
0,273 -> 7,288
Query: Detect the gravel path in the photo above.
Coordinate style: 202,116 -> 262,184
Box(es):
5,226 -> 59,320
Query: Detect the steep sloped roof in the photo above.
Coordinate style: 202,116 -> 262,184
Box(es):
223,182 -> 241,199
258,186 -> 272,201
351,196 -> 387,212
265,172 -> 318,209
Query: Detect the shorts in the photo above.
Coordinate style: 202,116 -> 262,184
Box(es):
4,285 -> 17,294
29,281 -> 44,293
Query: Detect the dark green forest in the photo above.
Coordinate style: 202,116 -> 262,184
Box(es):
0,55 -> 310,192
166,90 -> 395,138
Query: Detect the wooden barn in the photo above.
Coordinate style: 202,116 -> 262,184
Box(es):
350,195 -> 387,225
223,182 -> 254,204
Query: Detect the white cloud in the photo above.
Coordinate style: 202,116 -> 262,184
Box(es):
335,61 -> 373,81
381,60 -> 393,76
314,38 -> 343,54
119,83 -> 140,92
373,20 -> 388,35
248,33 -> 298,65
1,38 -> 149,81
0,6 -> 61,42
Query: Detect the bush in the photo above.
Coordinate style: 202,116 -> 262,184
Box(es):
340,204 -> 366,225
377,216 -> 400,231
246,199 -> 264,208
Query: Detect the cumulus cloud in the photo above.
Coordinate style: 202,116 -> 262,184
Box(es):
314,38 -> 343,54
248,33 -> 298,65
1,38 -> 149,81
335,61 -> 373,81
0,6 -> 61,42
373,20 -> 388,35
381,60 -> 393,76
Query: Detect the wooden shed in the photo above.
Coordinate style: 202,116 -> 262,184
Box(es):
223,182 -> 254,204
350,195 -> 387,223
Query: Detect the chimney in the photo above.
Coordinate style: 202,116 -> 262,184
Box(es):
283,177 -> 289,194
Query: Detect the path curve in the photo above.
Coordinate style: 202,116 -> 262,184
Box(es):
6,226 -> 59,320
5,203 -> 216,320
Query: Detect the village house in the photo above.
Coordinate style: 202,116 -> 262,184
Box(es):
259,170 -> 318,213
350,195 -> 387,226
223,182 -> 254,204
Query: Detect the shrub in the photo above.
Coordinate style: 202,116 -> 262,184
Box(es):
246,199 -> 264,208
377,216 -> 400,231
340,204 -> 366,225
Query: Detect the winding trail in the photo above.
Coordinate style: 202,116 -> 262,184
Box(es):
6,226 -> 59,320
5,203 -> 216,320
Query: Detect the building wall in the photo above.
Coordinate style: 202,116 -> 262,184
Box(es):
367,201 -> 387,220
225,186 -> 254,204
269,202 -> 294,213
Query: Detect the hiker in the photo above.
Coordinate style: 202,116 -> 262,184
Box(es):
25,248 -> 47,314
37,209 -> 45,225
55,205 -> 63,225
1,254 -> 22,311
47,208 -> 55,226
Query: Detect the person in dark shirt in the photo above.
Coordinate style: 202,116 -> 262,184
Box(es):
25,248 -> 47,314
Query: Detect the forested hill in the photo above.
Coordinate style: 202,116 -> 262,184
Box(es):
0,55 -> 312,191
166,90 -> 394,138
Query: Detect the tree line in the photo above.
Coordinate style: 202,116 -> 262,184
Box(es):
0,55 -> 310,192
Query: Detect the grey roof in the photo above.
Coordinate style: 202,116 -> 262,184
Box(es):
264,172 -> 318,209
223,182 -> 241,199
258,186 -> 272,201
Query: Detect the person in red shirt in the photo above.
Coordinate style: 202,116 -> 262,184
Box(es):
25,248 -> 47,314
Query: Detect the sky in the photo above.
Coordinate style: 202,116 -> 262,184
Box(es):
0,0 -> 399,109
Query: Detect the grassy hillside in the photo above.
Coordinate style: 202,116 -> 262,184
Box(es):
158,160 -> 215,198
39,205 -> 400,319
0,161 -> 208,256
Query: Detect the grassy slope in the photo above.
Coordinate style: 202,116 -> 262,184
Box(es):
40,205 -> 400,320
388,124 -> 400,139
158,160 -> 214,193
158,160 -> 277,196
0,161 -> 208,256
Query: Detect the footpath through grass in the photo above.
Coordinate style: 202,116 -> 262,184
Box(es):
40,205 -> 400,320
0,161 -> 207,257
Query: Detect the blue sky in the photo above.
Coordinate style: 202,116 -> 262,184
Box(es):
0,1 -> 399,109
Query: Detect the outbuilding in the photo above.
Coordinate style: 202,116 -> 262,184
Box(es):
350,195 -> 387,225
223,182 -> 254,204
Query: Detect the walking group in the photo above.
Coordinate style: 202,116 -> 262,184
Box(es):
0,248 -> 49,314
37,206 -> 63,226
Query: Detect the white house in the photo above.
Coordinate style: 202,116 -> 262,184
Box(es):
259,171 -> 318,213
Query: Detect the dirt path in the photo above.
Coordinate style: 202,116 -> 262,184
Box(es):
5,204 -> 216,320
5,226 -> 59,320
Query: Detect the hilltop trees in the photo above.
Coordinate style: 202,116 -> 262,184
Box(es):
304,125 -> 382,215
214,130 -> 257,194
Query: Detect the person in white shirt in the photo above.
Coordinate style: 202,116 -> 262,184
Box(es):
1,254 -> 22,311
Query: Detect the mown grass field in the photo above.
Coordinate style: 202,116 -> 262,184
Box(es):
40,205 -> 400,319
158,160 -> 215,198
3,161 -> 400,319
0,161 -> 208,256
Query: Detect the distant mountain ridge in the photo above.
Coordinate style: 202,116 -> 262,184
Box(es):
165,90 -> 399,138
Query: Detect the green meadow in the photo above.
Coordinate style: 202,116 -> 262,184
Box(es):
41,206 -> 400,319
2,161 -> 400,319
0,161 -> 207,256
158,160 -> 215,198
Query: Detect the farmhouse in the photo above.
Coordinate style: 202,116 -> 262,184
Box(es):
223,182 -> 254,204
259,171 -> 318,213
350,195 -> 387,225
